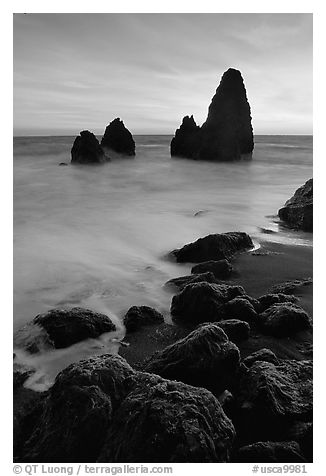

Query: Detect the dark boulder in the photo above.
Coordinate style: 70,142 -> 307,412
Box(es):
123,306 -> 164,333
243,348 -> 279,368
236,441 -> 306,463
14,307 -> 116,353
171,282 -> 245,324
165,272 -> 219,291
144,323 -> 240,396
20,354 -> 236,463
258,293 -> 299,312
170,68 -> 254,161
98,372 -> 236,463
216,319 -> 250,342
170,115 -> 200,158
222,297 -> 258,324
191,259 -> 233,278
237,360 -> 312,442
278,179 -> 313,231
270,278 -> 312,295
71,130 -> 106,164
21,355 -> 135,462
59,162 -> 68,166
286,422 -> 313,462
171,232 -> 253,263
259,303 -> 312,337
101,118 -> 135,156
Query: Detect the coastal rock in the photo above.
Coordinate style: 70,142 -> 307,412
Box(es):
236,441 -> 306,463
216,319 -> 250,342
278,179 -> 313,231
21,354 -> 236,463
71,130 -> 106,164
171,231 -> 253,263
123,306 -> 164,333
170,115 -> 200,158
258,293 -> 299,312
144,323 -> 240,396
14,307 -> 116,354
243,348 -> 279,368
269,278 -> 312,295
222,297 -> 258,324
22,355 -> 135,462
98,372 -> 236,463
286,422 -> 313,462
259,303 -> 312,337
191,259 -> 233,278
171,282 -> 245,324
170,68 -> 254,161
165,272 -> 219,291
101,118 -> 135,156
58,162 -> 68,166
237,360 -> 312,442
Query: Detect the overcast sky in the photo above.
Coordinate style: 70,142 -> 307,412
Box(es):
13,13 -> 312,136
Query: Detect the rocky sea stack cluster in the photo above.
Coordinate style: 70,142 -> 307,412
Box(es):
171,68 -> 254,161
278,178 -> 313,232
70,119 -> 135,164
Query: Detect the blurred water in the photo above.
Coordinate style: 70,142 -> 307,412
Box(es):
14,134 -> 313,330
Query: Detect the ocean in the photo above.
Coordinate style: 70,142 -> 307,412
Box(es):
13,134 -> 313,389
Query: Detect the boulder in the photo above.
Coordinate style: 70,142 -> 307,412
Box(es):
270,278 -> 312,295
258,293 -> 299,312
237,360 -> 312,442
243,348 -> 279,368
20,354 -> 236,463
171,232 -> 253,263
98,372 -> 236,463
170,68 -> 254,161
171,282 -> 245,324
21,355 -> 135,462
285,422 -> 313,462
191,259 -> 233,278
144,323 -> 240,396
259,303 -> 312,337
123,306 -> 164,333
222,297 -> 258,323
101,118 -> 135,156
236,441 -> 306,463
14,307 -> 116,354
165,272 -> 219,291
71,130 -> 106,164
216,319 -> 250,342
278,179 -> 313,231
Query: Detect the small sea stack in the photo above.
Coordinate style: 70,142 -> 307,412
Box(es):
171,68 -> 254,161
71,130 -> 107,164
101,118 -> 135,156
278,178 -> 313,232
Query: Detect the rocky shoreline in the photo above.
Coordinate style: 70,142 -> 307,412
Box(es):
13,230 -> 313,463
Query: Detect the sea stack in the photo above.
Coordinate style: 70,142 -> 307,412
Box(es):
71,130 -> 106,164
278,179 -> 313,232
171,68 -> 254,161
101,118 -> 135,156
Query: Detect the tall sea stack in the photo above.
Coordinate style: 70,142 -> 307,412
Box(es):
171,68 -> 254,161
71,131 -> 106,164
101,118 -> 135,156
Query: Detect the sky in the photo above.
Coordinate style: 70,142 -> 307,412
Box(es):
13,13 -> 313,136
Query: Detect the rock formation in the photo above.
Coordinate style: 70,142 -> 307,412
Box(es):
14,307 -> 116,353
236,441 -> 306,463
191,259 -> 233,278
19,354 -> 235,463
171,231 -> 253,263
259,303 -> 312,337
165,272 -> 220,291
170,68 -> 254,161
101,118 -> 135,156
143,323 -> 240,396
71,130 -> 106,164
123,306 -> 164,333
278,178 -> 313,231
216,319 -> 250,342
